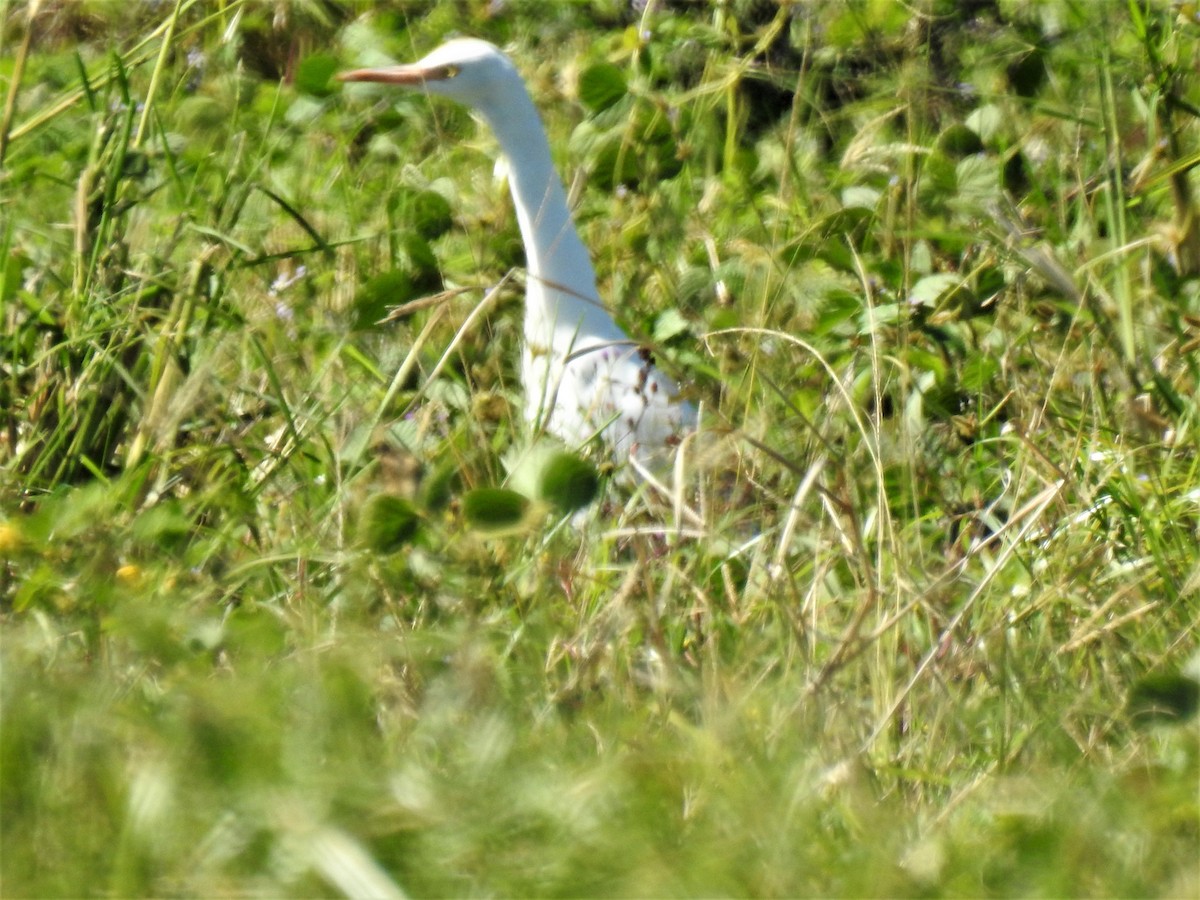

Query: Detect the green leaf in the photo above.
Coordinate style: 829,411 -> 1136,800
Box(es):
906,347 -> 949,381
353,270 -> 415,329
653,308 -> 690,343
965,104 -> 1004,143
813,290 -> 861,336
924,152 -> 958,197
954,155 -> 999,207
361,495 -> 421,554
858,303 -> 902,334
296,53 -> 338,97
910,240 -> 933,276
1006,50 -> 1047,98
420,460 -> 459,513
578,62 -> 627,113
571,94 -> 681,189
462,488 -> 530,531
402,234 -> 442,291
538,452 -> 600,514
909,273 -> 963,308
392,187 -> 453,240
937,124 -> 984,158
959,354 -> 999,393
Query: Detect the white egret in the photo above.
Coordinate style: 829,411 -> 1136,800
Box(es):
340,39 -> 695,465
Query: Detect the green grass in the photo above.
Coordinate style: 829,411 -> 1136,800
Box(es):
3,0 -> 1198,896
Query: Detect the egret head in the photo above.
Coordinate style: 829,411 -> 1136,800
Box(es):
338,38 -> 521,114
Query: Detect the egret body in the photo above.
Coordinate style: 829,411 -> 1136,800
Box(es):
340,39 -> 695,463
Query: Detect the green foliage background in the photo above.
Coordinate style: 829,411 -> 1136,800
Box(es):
2,0 -> 1198,896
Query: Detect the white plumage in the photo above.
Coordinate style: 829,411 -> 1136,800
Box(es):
341,39 -> 695,464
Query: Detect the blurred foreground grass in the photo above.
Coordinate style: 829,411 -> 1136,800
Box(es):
2,1 -> 1198,896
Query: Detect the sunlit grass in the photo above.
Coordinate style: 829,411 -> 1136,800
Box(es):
2,0 -> 1198,896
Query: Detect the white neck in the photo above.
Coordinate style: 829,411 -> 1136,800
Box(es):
474,84 -> 600,335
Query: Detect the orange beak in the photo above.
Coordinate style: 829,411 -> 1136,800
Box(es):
338,64 -> 455,85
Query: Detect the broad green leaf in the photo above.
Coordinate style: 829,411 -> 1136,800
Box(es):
353,270 -> 415,329
813,290 -> 861,336
954,154 -> 999,207
909,273 -> 963,308
653,308 -> 690,343
392,187 -> 453,240
538,452 -> 600,514
859,303 -> 902,334
463,488 -> 530,531
965,104 -> 1004,143
578,62 -> 627,113
1006,50 -> 1047,97
296,53 -> 337,97
420,461 -> 459,513
361,495 -> 421,553
937,124 -> 984,158
911,240 -> 933,276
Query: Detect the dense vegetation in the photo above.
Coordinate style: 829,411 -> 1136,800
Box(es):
3,1 -> 1198,895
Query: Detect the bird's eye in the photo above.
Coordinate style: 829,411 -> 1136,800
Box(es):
441,64 -> 461,79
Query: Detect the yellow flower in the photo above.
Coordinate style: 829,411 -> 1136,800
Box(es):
116,564 -> 143,586
0,522 -> 23,554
